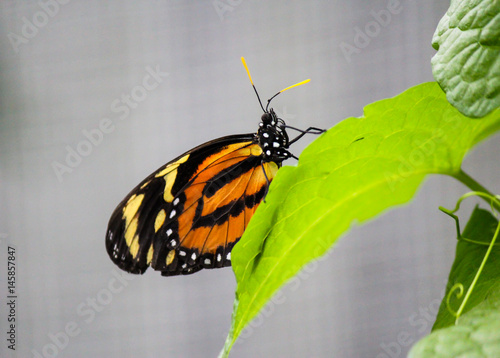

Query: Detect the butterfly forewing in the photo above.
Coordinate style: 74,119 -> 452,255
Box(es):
105,134 -> 280,276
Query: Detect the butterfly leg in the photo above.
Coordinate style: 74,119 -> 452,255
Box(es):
260,160 -> 271,202
286,126 -> 326,145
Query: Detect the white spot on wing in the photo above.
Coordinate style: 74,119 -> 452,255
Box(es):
173,198 -> 180,206
179,250 -> 186,256
227,252 -> 231,261
169,210 -> 176,219
217,254 -> 222,262
204,258 -> 211,265
166,229 -> 173,236
191,253 -> 196,260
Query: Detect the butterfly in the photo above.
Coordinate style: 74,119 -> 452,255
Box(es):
105,57 -> 324,276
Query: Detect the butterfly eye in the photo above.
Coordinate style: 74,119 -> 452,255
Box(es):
261,113 -> 272,124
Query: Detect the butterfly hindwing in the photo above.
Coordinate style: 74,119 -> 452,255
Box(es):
105,134 -> 280,276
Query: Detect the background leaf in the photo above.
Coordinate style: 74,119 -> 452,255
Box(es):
408,282 -> 500,358
221,82 -> 500,357
431,0 -> 500,118
433,206 -> 500,330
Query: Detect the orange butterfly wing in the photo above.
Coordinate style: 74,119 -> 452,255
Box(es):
106,134 -> 279,276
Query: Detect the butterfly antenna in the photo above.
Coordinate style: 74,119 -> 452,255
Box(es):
265,78 -> 310,112
241,57 -> 266,113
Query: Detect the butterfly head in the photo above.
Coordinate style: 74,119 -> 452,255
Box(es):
241,57 -> 318,162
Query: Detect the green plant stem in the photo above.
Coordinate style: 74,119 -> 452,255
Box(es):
454,170 -> 500,212
455,217 -> 500,320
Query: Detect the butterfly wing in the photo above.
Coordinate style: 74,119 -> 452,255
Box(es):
105,134 -> 279,276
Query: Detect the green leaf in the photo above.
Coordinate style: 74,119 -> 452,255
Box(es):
431,0 -> 500,118
433,206 -> 500,330
220,82 -> 500,357
408,283 -> 500,358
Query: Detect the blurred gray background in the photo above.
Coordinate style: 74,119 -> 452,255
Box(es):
1,1 -> 498,357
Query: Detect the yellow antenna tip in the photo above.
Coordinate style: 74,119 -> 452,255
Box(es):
241,57 -> 254,85
279,79 -> 311,94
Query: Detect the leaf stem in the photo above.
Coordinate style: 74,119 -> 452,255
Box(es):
454,170 -> 500,212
